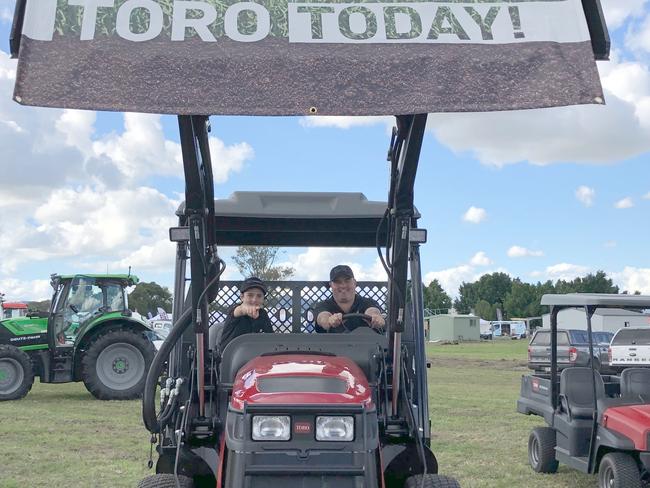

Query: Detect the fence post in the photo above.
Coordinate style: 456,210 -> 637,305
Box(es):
292,286 -> 302,333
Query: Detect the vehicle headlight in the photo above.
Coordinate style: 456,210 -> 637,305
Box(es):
252,416 -> 290,441
316,416 -> 354,441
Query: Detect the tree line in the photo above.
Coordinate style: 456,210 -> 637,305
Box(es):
423,270 -> 638,321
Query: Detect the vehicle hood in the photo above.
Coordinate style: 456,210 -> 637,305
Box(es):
230,354 -> 373,411
603,404 -> 650,450
0,316 -> 47,334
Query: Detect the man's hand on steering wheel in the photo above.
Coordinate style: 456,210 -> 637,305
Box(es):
369,313 -> 385,330
327,312 -> 344,330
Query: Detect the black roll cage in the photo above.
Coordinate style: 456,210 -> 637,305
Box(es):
542,294 -> 650,473
173,113 -> 430,431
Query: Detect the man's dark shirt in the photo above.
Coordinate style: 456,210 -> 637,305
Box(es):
313,295 -> 381,333
219,305 -> 273,350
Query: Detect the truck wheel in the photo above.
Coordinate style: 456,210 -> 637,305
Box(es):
0,345 -> 34,401
598,453 -> 641,488
137,474 -> 194,488
528,427 -> 558,473
404,474 -> 461,488
82,329 -> 155,400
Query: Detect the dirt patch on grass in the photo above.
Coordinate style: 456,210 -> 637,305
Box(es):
427,356 -> 528,371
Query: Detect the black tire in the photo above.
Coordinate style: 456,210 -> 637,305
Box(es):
528,427 -> 559,473
598,452 -> 641,488
137,474 -> 194,488
81,328 -> 155,400
404,474 -> 461,488
0,345 -> 34,401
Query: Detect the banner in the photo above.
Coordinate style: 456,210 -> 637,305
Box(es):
13,0 -> 605,115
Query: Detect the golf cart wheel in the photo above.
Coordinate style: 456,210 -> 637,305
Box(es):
137,474 -> 194,488
81,328 -> 155,400
598,452 -> 641,488
528,427 -> 559,473
0,345 -> 34,401
404,474 -> 461,488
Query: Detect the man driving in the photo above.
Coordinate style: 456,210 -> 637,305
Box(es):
314,265 -> 385,333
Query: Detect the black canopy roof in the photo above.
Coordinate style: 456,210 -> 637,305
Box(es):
177,192 -> 420,247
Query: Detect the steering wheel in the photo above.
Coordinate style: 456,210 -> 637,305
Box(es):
69,304 -> 79,313
340,313 -> 373,332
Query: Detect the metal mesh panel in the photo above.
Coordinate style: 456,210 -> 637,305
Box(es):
209,281 -> 387,333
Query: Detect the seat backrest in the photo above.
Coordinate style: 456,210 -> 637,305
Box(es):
208,322 -> 226,352
620,368 -> 650,402
560,367 -> 605,411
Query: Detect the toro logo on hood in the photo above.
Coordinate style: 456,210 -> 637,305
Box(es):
294,422 -> 312,434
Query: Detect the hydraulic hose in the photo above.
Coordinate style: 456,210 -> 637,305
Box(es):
143,307 -> 193,433
142,260 -> 225,433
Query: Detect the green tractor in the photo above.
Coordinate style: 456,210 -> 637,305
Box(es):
0,274 -> 157,401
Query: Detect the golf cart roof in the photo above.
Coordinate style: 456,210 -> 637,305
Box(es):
541,293 -> 650,308
177,192 -> 407,247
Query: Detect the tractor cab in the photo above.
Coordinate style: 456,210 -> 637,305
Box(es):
517,294 -> 650,488
48,274 -> 136,347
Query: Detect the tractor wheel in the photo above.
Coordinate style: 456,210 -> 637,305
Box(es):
0,345 -> 34,401
598,452 -> 641,488
404,474 -> 461,488
82,328 -> 155,400
528,427 -> 559,473
137,474 -> 194,488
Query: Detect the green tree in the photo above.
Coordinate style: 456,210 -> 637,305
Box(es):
26,300 -> 51,313
423,279 -> 451,313
554,271 -> 618,294
128,281 -> 172,316
454,272 -> 513,315
232,246 -> 294,280
473,299 -> 494,320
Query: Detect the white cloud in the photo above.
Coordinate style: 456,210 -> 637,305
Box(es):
627,11 -> 650,54
575,186 -> 595,207
0,278 -> 52,302
208,136 -> 254,183
0,7 -> 12,24
111,238 -> 176,271
462,206 -> 487,224
604,241 -> 617,248
643,192 -> 650,200
507,246 -> 544,258
424,265 -> 475,297
470,251 -> 492,266
610,267 -> 650,294
544,263 -> 590,281
299,116 -> 392,130
426,56 -> 650,167
614,197 -> 634,209
601,0 -> 648,29
279,248 -> 387,282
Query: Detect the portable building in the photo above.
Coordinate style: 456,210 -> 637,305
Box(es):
425,314 -> 480,342
541,307 -> 650,333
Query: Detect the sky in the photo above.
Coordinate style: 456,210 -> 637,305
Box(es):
0,0 -> 649,302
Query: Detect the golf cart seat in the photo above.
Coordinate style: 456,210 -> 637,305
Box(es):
209,322 -> 226,353
560,367 -> 605,419
620,368 -> 650,403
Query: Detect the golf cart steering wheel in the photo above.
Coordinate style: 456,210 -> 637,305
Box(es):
340,313 -> 373,332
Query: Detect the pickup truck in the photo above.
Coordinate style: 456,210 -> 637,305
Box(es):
527,329 -> 613,373
609,327 -> 650,372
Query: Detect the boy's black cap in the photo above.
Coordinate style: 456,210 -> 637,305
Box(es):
240,276 -> 267,295
330,265 -> 354,281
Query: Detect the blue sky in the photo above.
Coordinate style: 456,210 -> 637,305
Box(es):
0,0 -> 649,301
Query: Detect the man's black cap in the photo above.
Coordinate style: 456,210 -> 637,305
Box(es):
330,265 -> 355,281
240,276 -> 267,295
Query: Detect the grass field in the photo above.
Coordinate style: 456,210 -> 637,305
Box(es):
0,340 -> 600,487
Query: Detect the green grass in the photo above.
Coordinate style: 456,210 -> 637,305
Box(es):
0,341 -> 599,487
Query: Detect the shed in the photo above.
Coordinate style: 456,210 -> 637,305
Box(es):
541,307 -> 650,333
425,314 -> 480,342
